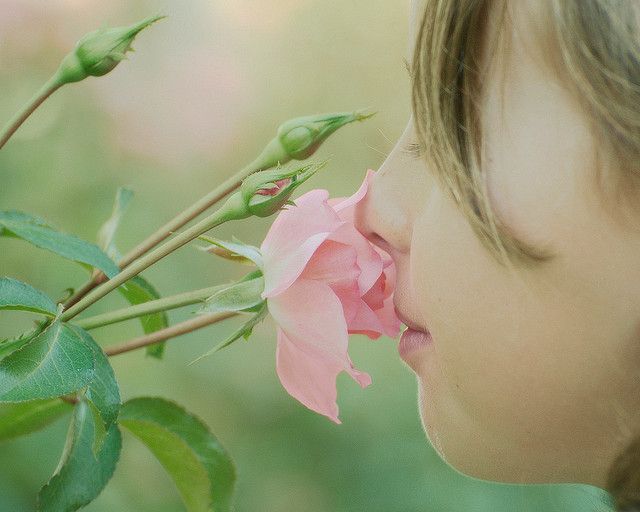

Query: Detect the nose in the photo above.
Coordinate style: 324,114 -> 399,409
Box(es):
353,116 -> 429,257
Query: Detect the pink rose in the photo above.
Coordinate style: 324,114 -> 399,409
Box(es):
260,169 -> 401,423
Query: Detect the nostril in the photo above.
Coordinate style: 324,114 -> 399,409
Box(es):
367,232 -> 394,255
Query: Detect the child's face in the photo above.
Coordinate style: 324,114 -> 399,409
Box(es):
354,0 -> 640,487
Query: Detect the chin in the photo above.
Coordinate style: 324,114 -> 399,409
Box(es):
417,378 -> 492,483
417,380 -> 447,462
416,390 -> 546,485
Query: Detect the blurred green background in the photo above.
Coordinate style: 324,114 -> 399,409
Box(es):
0,0 -> 614,510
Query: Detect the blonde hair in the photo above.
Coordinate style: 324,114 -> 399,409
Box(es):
410,0 -> 640,509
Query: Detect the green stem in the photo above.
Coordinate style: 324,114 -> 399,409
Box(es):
104,311 -> 238,357
60,199 -> 245,322
0,72 -> 64,150
62,155 -> 268,310
73,284 -> 228,330
119,158 -> 264,268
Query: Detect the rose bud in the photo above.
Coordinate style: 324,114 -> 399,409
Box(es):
57,14 -> 165,84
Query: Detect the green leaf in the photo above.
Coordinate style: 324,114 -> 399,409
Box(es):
69,325 -> 120,451
0,398 -> 72,442
97,187 -> 134,260
97,188 -> 168,359
37,399 -> 122,512
0,321 -> 95,401
0,324 -> 47,360
0,210 -> 120,278
0,277 -> 58,316
118,275 -> 169,359
190,302 -> 268,364
119,397 -> 236,512
198,273 -> 264,315
196,234 -> 263,268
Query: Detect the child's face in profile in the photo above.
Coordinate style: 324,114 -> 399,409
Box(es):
354,0 -> 640,488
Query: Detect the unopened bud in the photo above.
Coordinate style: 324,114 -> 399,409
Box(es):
252,110 -> 376,170
56,15 -> 166,84
242,161 -> 326,217
218,161 -> 327,221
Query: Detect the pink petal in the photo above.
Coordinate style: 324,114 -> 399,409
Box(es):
260,188 -> 342,260
261,188 -> 350,298
376,294 -> 403,338
328,222 -> 383,296
347,298 -> 385,338
330,279 -> 362,325
299,240 -> 363,324
362,272 -> 386,310
268,279 -> 371,422
262,231 -> 338,298
329,168 -> 375,222
267,279 -> 348,359
300,240 -> 360,285
378,251 -> 397,300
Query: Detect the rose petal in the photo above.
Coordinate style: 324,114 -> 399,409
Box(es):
299,240 -> 362,323
269,279 -> 371,423
329,169 -> 375,221
260,188 -> 342,259
276,329 -> 343,423
267,279 -> 348,359
347,298 -> 385,338
362,272 -> 386,310
329,222 -> 383,295
262,231 -> 338,298
377,294 -> 402,337
276,329 -> 372,424
300,240 -> 360,285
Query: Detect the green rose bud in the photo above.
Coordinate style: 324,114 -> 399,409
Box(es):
252,109 -> 376,170
56,15 -> 166,84
242,161 -> 327,217
218,161 -> 327,221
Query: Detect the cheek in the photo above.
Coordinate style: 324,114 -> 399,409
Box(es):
408,185 -> 632,479
409,186 -> 570,432
410,187 -> 526,421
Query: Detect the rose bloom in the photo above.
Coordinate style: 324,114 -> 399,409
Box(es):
259,169 -> 401,423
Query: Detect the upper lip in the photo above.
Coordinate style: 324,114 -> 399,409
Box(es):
394,302 -> 429,334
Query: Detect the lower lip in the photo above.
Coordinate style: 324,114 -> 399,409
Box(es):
398,327 -> 433,359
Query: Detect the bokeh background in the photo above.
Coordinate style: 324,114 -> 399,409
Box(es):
0,1 -> 615,511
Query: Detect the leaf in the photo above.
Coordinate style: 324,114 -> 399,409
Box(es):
97,187 -> 134,260
118,275 -> 168,359
37,399 -> 122,512
119,397 -> 236,512
0,399 -> 72,442
190,302 -> 268,364
97,189 -> 168,358
0,324 -> 47,360
0,321 -> 95,401
69,325 -> 120,452
0,277 -> 58,316
196,235 -> 263,268
198,273 -> 264,315
0,210 -> 120,278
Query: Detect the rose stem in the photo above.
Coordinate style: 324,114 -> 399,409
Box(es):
104,310 -> 238,357
59,202 -> 241,322
0,74 -> 63,150
63,156 -> 266,309
72,283 -> 228,330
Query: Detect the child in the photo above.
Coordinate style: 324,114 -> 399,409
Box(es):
353,1 -> 640,510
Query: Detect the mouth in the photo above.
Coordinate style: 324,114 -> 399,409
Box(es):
393,304 -> 434,361
393,303 -> 430,335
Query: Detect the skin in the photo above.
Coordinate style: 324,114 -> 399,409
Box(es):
353,0 -> 640,488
